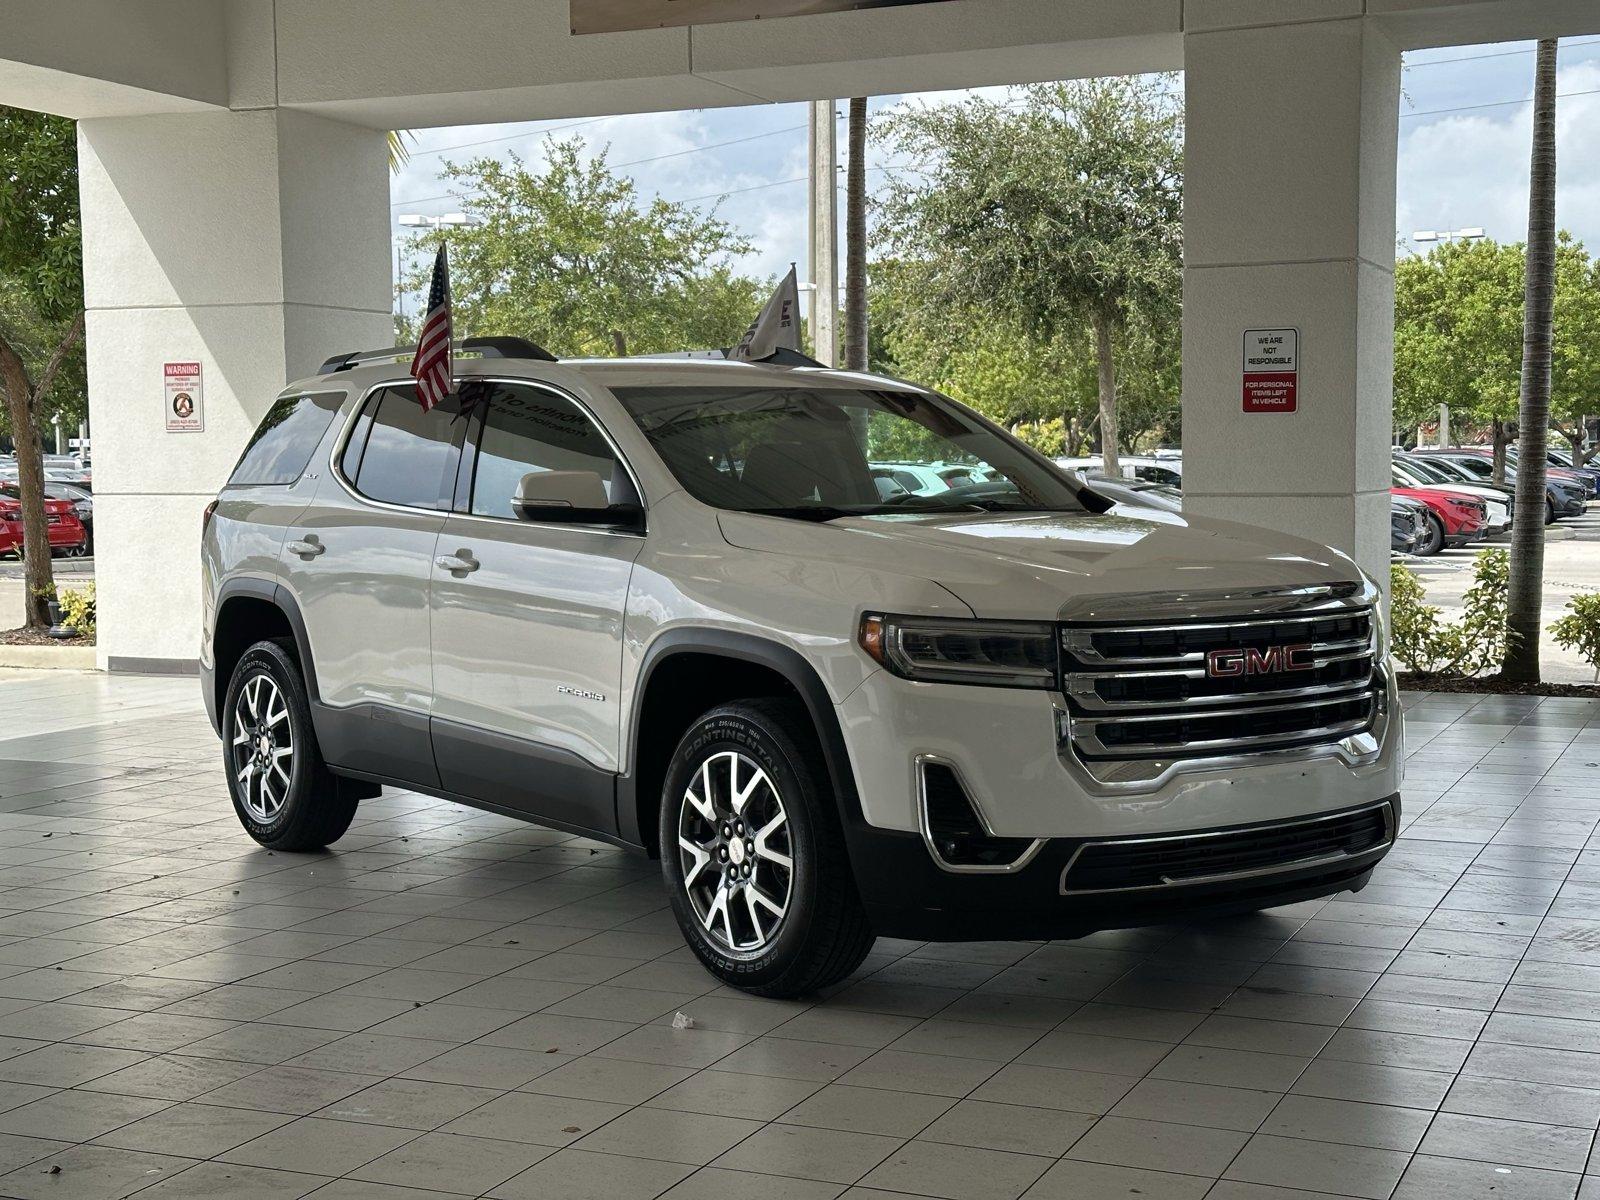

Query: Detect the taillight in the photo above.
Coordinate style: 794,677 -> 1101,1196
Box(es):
202,499 -> 219,535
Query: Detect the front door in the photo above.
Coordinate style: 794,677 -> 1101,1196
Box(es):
282,382 -> 467,787
428,380 -> 645,834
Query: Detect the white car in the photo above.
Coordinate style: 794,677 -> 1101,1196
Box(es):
201,338 -> 1401,997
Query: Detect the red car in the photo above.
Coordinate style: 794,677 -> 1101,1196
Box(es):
0,496 -> 88,558
1392,486 -> 1487,555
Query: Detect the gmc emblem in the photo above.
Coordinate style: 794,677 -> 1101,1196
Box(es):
1206,644 -> 1316,679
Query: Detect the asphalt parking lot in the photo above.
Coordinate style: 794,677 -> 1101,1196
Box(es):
0,672 -> 1591,1199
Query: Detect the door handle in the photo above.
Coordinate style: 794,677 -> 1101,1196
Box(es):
435,550 -> 480,574
287,537 -> 324,559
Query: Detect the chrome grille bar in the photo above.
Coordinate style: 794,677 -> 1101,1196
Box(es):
1060,601 -> 1379,765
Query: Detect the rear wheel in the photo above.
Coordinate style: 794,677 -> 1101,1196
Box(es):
1546,496 -> 1557,525
1417,513 -> 1445,556
223,639 -> 358,850
660,699 -> 874,998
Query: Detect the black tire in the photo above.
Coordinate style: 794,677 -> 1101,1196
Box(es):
1417,513 -> 1445,556
223,639 -> 358,851
1546,496 -> 1557,525
659,698 -> 875,998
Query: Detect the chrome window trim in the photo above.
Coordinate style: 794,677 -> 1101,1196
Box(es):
1058,799 -> 1397,896
915,753 -> 1045,876
327,375 -> 648,540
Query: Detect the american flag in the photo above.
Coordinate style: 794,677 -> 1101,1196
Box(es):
411,244 -> 453,411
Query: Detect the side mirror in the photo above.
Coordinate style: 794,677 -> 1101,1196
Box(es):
512,470 -> 644,533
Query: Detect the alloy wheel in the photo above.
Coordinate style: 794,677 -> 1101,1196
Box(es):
677,750 -> 794,954
231,672 -> 293,823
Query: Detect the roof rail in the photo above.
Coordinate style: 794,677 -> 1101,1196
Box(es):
317,336 -> 557,375
620,346 -> 828,368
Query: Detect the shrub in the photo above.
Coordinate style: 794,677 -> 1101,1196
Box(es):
57,581 -> 95,641
1389,549 -> 1510,677
1550,593 -> 1600,680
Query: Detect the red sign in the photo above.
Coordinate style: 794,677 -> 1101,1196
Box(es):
1242,372 -> 1297,412
1242,328 -> 1298,414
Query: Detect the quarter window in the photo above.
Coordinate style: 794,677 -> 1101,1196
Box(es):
343,386 -> 461,510
228,391 -> 345,486
469,383 -> 632,519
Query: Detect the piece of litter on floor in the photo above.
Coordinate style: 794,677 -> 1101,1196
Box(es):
672,1012 -> 695,1029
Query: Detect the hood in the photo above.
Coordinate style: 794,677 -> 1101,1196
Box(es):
718,507 -> 1361,620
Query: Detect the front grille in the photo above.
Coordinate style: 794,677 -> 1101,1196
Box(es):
1062,803 -> 1394,893
1062,603 -> 1379,761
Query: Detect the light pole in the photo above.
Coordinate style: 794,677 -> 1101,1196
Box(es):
394,213 -> 478,322
1411,226 -> 1486,447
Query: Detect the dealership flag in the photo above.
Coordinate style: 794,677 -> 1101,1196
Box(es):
412,244 -> 454,411
731,265 -> 800,361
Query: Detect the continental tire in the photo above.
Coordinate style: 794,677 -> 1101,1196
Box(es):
660,698 -> 874,998
223,639 -> 358,851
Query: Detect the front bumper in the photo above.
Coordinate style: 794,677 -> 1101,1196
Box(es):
844,794 -> 1399,941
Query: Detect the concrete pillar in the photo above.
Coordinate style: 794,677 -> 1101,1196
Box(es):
79,108 -> 391,671
1181,13 -> 1401,586
808,99 -> 839,368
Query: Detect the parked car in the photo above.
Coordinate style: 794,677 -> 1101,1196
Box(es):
1391,483 -> 1487,554
0,482 -> 92,554
1056,454 -> 1183,488
1077,473 -> 1183,514
1391,496 -> 1430,556
1392,459 -> 1509,535
0,495 -> 88,558
1413,449 -> 1584,521
202,338 -> 1400,997
868,461 -> 954,497
1520,446 -> 1600,496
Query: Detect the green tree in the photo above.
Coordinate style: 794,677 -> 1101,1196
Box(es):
1550,237 -> 1600,465
1393,238 -> 1523,477
874,77 -> 1182,475
402,138 -> 765,357
1504,38 -> 1560,684
870,258 -> 1179,455
0,106 -> 83,629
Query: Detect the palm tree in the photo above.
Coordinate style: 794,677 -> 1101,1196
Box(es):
388,131 -> 413,174
1503,38 -> 1560,683
843,98 -> 868,372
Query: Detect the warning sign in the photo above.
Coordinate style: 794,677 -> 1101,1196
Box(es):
1242,329 -> 1298,413
164,362 -> 204,433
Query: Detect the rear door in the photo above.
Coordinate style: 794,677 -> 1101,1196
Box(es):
428,380 -> 644,833
280,382 -> 468,787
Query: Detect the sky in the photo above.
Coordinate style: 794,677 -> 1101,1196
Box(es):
389,35 -> 1600,314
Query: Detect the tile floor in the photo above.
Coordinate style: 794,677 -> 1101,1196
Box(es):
0,671 -> 1593,1199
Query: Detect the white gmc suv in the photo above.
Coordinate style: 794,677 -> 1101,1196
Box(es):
201,337 -> 1402,998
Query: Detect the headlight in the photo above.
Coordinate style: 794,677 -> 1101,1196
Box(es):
859,614 -> 1057,688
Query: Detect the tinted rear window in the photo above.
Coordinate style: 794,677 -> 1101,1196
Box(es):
229,392 -> 345,486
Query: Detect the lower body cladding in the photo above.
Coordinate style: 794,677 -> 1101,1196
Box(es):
834,668 -> 1403,941
841,795 -> 1398,940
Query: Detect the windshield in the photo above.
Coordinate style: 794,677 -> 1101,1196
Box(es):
1398,458 -> 1453,485
611,385 -> 1089,519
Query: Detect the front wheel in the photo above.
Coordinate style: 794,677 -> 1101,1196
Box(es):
223,639 -> 358,850
1546,497 -> 1557,525
1416,513 -> 1445,556
660,699 -> 875,998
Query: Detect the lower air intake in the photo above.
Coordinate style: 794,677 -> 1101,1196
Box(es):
920,761 -> 1038,870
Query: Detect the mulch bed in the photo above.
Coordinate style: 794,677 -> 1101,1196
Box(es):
1399,671 -> 1600,698
0,627 -> 88,647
